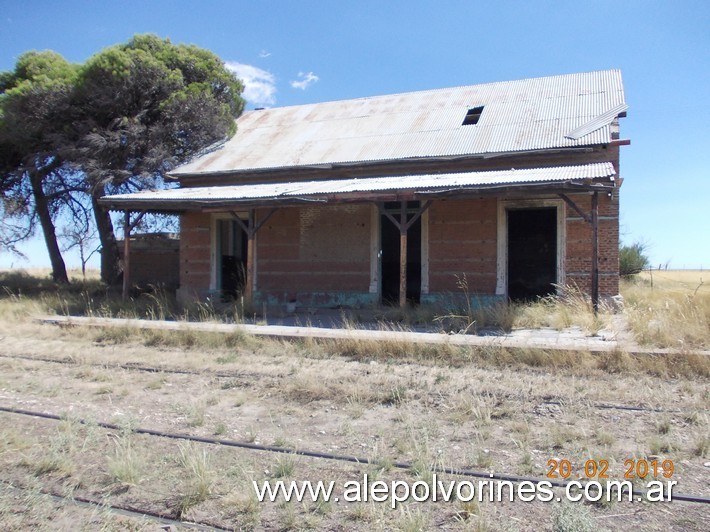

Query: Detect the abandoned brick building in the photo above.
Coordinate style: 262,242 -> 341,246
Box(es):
101,69 -> 628,310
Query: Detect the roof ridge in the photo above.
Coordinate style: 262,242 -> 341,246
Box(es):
244,69 -> 623,113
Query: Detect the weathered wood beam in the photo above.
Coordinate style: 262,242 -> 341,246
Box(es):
229,208 -> 278,305
591,191 -> 599,313
231,213 -> 250,235
558,193 -> 591,223
230,207 -> 277,238
403,200 -> 432,231
399,201 -> 407,308
252,207 -> 277,233
122,211 -> 131,301
378,203 -> 400,230
245,209 -> 255,305
609,139 -> 631,147
377,200 -> 432,308
127,211 -> 147,233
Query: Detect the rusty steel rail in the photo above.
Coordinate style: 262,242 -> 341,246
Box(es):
1,405 -> 708,505
0,479 -> 231,531
0,351 -> 705,415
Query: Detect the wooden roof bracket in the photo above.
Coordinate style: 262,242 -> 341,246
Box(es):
558,193 -> 591,223
376,199 -> 432,232
376,200 -> 433,308
228,207 -> 277,305
230,207 -> 277,238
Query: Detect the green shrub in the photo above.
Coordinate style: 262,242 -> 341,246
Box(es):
619,241 -> 649,277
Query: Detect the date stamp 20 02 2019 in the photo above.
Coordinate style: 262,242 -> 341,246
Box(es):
547,458 -> 678,502
546,458 -> 675,480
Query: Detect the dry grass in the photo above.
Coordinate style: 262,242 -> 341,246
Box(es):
622,270 -> 709,349
431,277 -> 609,335
510,286 -> 610,335
0,267 -> 708,530
174,442 -> 214,517
2,268 -> 708,352
107,433 -> 142,485
0,313 -> 708,529
0,268 -> 240,326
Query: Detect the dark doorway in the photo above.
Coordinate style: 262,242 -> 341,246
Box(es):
217,219 -> 248,299
507,208 -> 557,301
381,202 -> 422,305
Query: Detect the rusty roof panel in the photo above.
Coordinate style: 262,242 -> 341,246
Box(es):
170,70 -> 625,177
105,163 -> 615,208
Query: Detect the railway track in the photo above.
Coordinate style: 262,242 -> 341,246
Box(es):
0,351 -> 704,416
1,405 -> 708,506
0,480 -> 229,531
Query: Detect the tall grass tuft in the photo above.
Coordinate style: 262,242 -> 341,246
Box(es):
107,434 -> 142,485
173,442 -> 213,517
512,284 -> 610,335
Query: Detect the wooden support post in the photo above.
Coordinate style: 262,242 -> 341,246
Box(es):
377,200 -> 432,308
399,201 -> 408,308
231,207 -> 277,306
591,191 -> 599,313
245,209 -> 255,305
122,210 -> 131,301
399,229 -> 408,307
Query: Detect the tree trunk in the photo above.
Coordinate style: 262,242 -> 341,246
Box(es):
29,169 -> 69,284
91,184 -> 121,285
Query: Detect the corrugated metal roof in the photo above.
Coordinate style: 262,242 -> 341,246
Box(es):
171,70 -> 626,177
104,163 -> 616,209
564,103 -> 628,140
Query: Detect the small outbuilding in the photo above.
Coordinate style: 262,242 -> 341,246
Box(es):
101,70 -> 628,310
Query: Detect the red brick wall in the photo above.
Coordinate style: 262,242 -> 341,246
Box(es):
175,190 -> 621,303
565,191 -> 620,296
177,212 -> 212,300
426,192 -> 621,298
118,235 -> 179,289
257,204 -> 372,297
427,198 -> 498,294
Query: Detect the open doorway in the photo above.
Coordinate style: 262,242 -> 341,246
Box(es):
216,219 -> 248,299
380,201 -> 422,305
507,207 -> 557,301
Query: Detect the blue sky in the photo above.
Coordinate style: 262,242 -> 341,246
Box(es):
1,0 -> 708,269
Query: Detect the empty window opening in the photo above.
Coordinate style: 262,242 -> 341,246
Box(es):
217,219 -> 248,300
507,208 -> 557,301
462,106 -> 484,125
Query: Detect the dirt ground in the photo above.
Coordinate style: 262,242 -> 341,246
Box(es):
0,317 -> 708,531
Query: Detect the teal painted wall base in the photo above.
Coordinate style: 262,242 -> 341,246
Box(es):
255,291 -> 379,309
420,293 -> 506,311
253,290 -> 504,311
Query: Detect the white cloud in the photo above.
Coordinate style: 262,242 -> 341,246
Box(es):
259,49 -> 272,58
225,61 -> 276,107
290,71 -> 319,90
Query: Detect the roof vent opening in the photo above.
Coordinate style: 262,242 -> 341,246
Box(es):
462,106 -> 484,126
